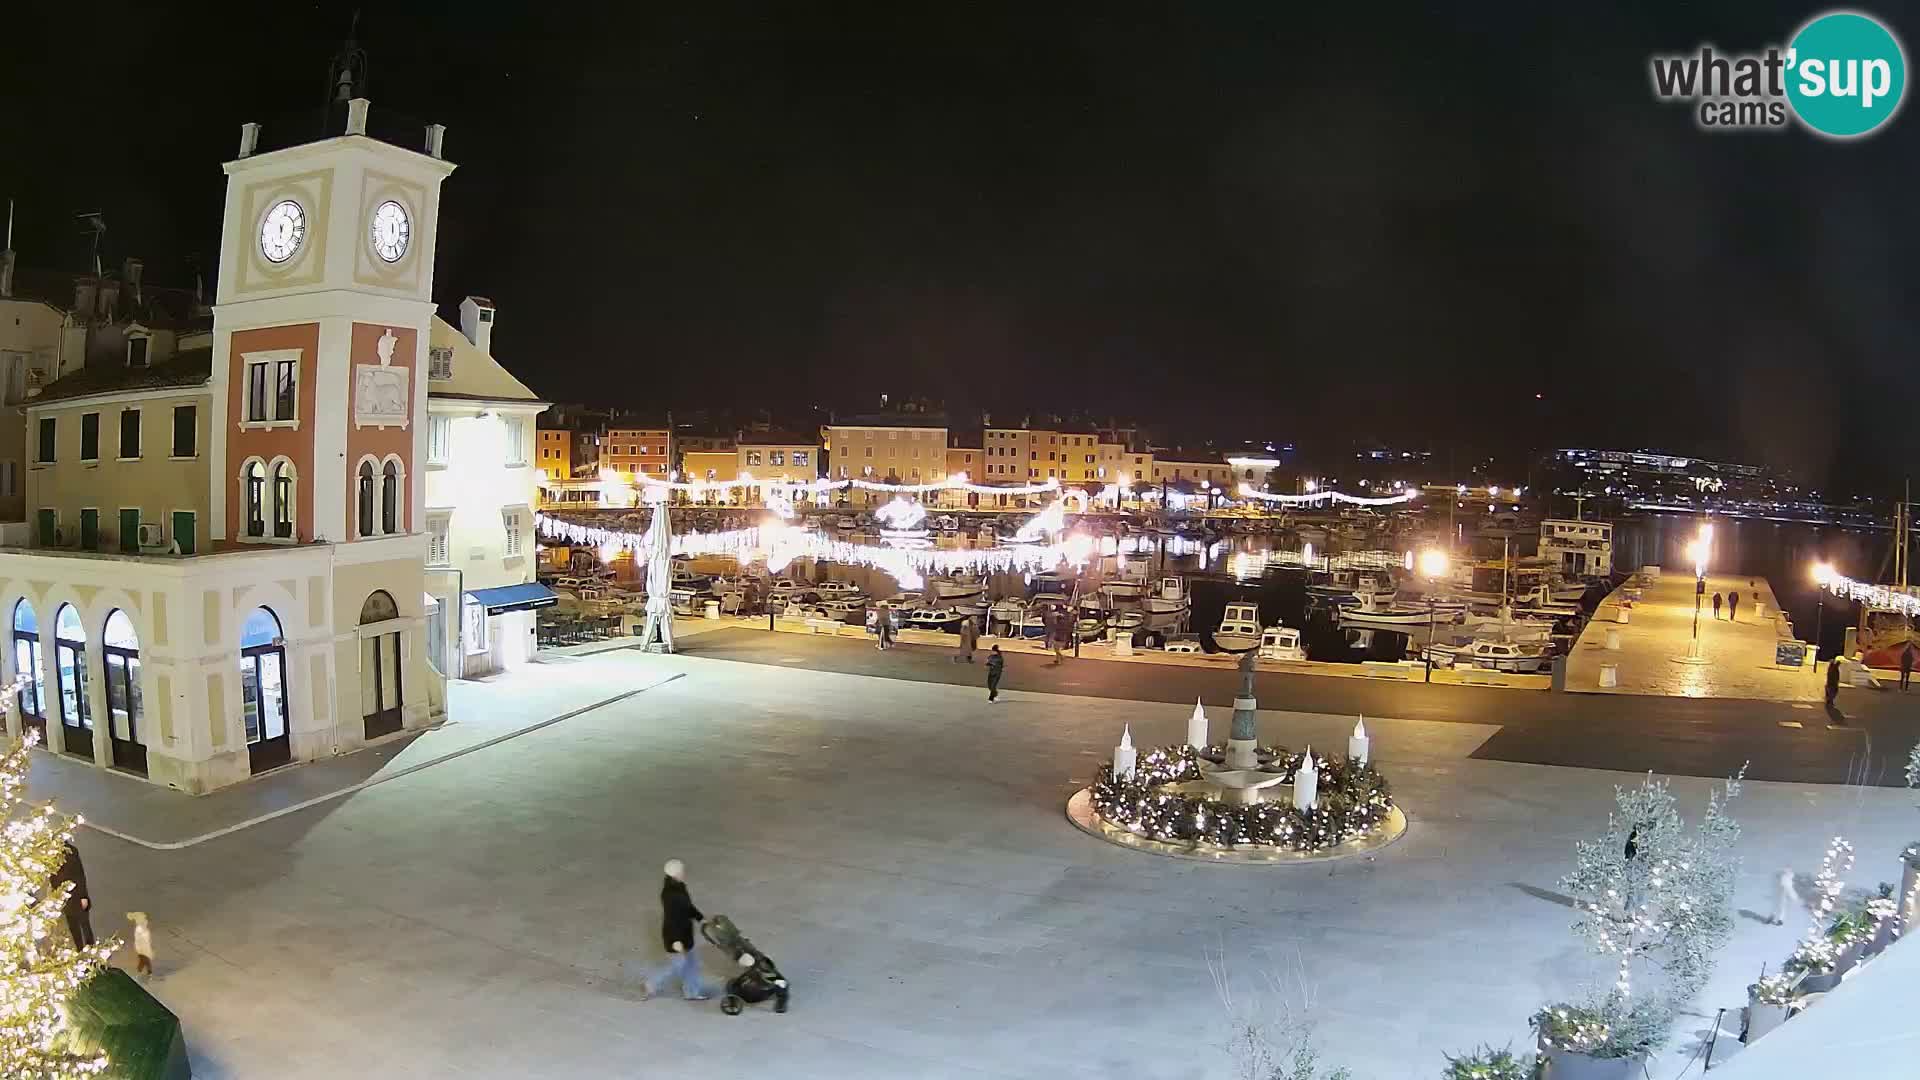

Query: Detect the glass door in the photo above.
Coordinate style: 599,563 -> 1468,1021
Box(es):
104,652 -> 145,775
55,641 -> 91,759
362,632 -> 403,739
13,637 -> 43,741
243,648 -> 291,774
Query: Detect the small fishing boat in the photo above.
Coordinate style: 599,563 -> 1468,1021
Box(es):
1163,636 -> 1204,654
928,574 -> 987,602
1099,577 -> 1147,607
1214,602 -> 1263,652
820,595 -> 868,619
1257,625 -> 1307,661
1109,610 -> 1145,637
1338,590 -> 1457,629
1142,577 -> 1190,616
815,580 -> 862,599
989,596 -> 1028,627
906,607 -> 967,631
1458,639 -> 1552,673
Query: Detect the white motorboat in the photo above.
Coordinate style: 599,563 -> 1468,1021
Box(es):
928,574 -> 987,602
989,596 -> 1028,627
1029,570 -> 1075,595
1214,601 -> 1263,652
906,607 -> 967,631
1098,577 -> 1147,607
1338,590 -> 1458,629
1163,636 -> 1204,654
1258,625 -> 1307,661
1458,607 -> 1556,642
820,595 -> 868,619
1457,639 -> 1552,673
815,580 -> 862,599
1109,610 -> 1145,637
1142,577 -> 1190,616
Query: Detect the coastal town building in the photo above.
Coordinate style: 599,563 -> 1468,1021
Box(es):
423,298 -> 550,678
825,414 -> 947,505
603,422 -> 672,481
0,96 -> 454,792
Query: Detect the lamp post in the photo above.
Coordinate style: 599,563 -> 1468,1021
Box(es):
1686,526 -> 1711,660
1812,561 -> 1835,669
1419,548 -> 1450,682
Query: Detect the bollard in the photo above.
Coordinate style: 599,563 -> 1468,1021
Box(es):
1605,627 -> 1621,650
1616,607 -> 1630,624
1599,663 -> 1619,688
1112,633 -> 1133,657
704,600 -> 720,620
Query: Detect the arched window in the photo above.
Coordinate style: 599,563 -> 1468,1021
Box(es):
357,460 -> 376,538
53,603 -> 90,758
244,460 -> 266,537
381,459 -> 400,535
102,610 -> 145,775
271,459 -> 295,539
240,607 -> 290,773
360,590 -> 400,623
12,600 -> 43,734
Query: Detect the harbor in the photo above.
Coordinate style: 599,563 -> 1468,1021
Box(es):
1568,568 -> 1820,702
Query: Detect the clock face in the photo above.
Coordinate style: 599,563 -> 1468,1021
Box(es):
370,200 -> 411,263
259,199 -> 306,264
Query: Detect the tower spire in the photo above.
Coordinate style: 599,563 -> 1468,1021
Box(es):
326,11 -> 369,105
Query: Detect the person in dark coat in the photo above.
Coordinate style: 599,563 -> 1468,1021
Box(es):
1727,590 -> 1739,622
1825,653 -> 1843,706
1902,642 -> 1916,692
986,645 -> 1005,702
642,859 -> 709,1001
50,840 -> 95,947
1711,592 -> 1722,619
955,616 -> 978,664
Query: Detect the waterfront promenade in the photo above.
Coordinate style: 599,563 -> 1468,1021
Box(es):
1567,569 -> 1819,702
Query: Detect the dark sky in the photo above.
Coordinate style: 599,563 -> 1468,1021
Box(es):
4,2 -> 1917,486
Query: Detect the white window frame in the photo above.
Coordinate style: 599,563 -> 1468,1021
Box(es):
792,450 -> 809,467
502,416 -> 527,466
426,512 -> 451,567
240,349 -> 302,430
501,506 -> 527,559
427,414 -> 452,466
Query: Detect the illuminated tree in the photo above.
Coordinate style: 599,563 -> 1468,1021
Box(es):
1561,768 -> 1745,1004
0,733 -> 116,1078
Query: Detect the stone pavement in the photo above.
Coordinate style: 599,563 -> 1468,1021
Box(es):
61,649 -> 1920,1078
1569,569 -> 1820,702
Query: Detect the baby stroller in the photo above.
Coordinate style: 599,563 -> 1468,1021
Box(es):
700,914 -> 790,1016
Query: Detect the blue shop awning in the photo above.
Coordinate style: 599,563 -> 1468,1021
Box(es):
466,583 -> 559,615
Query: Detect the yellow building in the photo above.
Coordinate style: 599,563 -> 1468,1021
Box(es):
681,450 -> 738,504
824,417 -> 946,505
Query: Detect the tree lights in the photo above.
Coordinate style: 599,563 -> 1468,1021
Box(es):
0,732 -> 116,1078
1087,743 -> 1394,853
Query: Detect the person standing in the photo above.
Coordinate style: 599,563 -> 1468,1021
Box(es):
1769,868 -> 1800,926
956,615 -> 978,664
1048,609 -> 1067,666
986,645 -> 1005,702
642,859 -> 709,1001
1826,653 -> 1843,706
1727,590 -> 1740,622
1901,641 -> 1916,692
1711,592 -> 1722,620
50,840 -> 94,947
874,602 -> 892,650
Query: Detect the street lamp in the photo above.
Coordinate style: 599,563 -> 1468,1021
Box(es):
1686,527 -> 1711,660
1419,548 -> 1450,682
1812,560 -> 1836,666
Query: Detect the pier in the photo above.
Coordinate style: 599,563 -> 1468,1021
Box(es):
1567,568 -> 1819,702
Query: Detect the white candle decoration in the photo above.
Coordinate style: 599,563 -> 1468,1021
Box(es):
1112,725 -> 1137,781
1293,747 -> 1319,812
1347,716 -> 1370,766
1186,699 -> 1208,749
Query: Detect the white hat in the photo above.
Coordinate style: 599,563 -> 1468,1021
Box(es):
664,859 -> 685,880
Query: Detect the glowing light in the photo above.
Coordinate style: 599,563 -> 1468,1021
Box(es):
1812,561 -> 1835,586
1304,479 -> 1318,493
1488,486 -> 1500,498
1418,548 -> 1450,579
1238,484 -> 1416,508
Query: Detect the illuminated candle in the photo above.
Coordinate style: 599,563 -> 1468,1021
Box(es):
1348,717 -> 1370,766
1186,699 -> 1209,750
1293,748 -> 1319,812
1112,725 -> 1137,781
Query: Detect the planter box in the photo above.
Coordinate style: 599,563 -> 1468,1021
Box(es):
1539,1044 -> 1644,1080
1796,968 -> 1842,994
1743,999 -> 1790,1044
65,968 -> 191,1080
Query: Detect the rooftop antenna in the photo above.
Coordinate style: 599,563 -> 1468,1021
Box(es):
326,10 -> 369,105
74,211 -> 106,276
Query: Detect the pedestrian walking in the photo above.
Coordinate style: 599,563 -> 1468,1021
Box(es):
955,615 -> 978,664
1711,592 -> 1722,619
50,840 -> 94,947
1825,653 -> 1842,706
986,645 -> 1005,702
1727,590 -> 1739,621
126,911 -> 154,977
1769,868 -> 1799,926
1901,641 -> 1916,692
1048,609 -> 1067,666
875,602 -> 892,650
642,859 -> 710,1001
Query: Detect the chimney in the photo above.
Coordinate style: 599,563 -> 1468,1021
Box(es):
459,296 -> 496,354
123,258 -> 143,305
346,97 -> 370,135
97,275 -> 120,319
73,276 -> 97,319
425,123 -> 447,160
238,121 -> 260,158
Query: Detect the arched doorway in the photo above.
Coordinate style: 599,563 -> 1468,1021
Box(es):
240,607 -> 290,774
53,604 -> 91,759
359,590 -> 403,739
11,601 -> 45,743
102,610 -> 146,776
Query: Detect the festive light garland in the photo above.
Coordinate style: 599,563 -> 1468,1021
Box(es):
1237,485 -> 1419,507
1815,569 -> 1920,617
1787,836 -> 1855,975
1088,742 -> 1393,853
633,470 -> 1063,498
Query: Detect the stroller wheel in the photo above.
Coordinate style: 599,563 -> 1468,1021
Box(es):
721,995 -> 744,1016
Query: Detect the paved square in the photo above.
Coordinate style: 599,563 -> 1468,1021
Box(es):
62,649 -> 1920,1077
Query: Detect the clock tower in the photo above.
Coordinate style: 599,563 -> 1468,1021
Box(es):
210,96 -> 456,547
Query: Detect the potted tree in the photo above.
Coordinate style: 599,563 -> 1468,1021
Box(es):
1531,997 -> 1664,1079
1743,974 -> 1795,1044
1443,1044 -> 1533,1079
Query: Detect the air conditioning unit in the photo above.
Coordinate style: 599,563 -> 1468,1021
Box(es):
136,522 -> 166,549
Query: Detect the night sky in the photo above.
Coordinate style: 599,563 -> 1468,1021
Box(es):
4,2 -> 1917,487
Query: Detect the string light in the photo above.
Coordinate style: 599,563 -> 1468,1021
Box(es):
630,470 -> 1062,498
1236,484 -> 1419,507
1817,570 -> 1920,617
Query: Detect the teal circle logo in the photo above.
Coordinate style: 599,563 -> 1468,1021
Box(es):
1787,11 -> 1907,137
